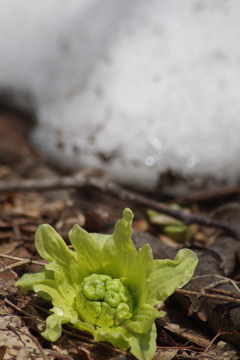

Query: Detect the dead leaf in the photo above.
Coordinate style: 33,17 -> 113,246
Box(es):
158,234 -> 181,248
16,347 -> 29,360
133,219 -> 149,232
0,241 -> 21,254
0,232 -> 13,240
154,348 -> 179,360
0,343 -> 7,360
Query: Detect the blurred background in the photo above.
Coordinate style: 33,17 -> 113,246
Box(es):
0,0 -> 240,194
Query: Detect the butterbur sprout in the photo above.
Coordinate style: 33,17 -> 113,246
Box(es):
15,208 -> 198,360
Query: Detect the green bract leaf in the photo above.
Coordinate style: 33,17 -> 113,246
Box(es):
146,248 -> 198,306
41,314 -> 70,342
126,303 -> 162,333
129,322 -> 158,360
147,206 -> 196,243
68,224 -> 104,279
33,279 -> 66,307
14,267 -> 54,292
101,208 -> 137,279
147,208 -> 183,226
122,243 -> 153,310
163,224 -> 194,243
14,208 -> 198,360
91,233 -> 112,249
35,224 -> 75,268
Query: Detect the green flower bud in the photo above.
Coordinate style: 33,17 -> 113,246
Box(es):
95,302 -> 114,328
75,274 -> 134,328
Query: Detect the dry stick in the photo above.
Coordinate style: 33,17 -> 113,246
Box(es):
0,259 -> 17,277
0,168 -> 93,192
0,254 -> 44,274
4,298 -> 45,323
191,275 -> 240,292
157,346 -> 205,351
175,288 -> 240,304
208,287 -> 240,298
91,177 -> 240,240
1,173 -> 240,239
185,183 -> 240,203
198,331 -> 232,360
0,245 -> 74,274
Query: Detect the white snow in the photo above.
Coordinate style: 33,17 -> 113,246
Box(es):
1,0 -> 240,191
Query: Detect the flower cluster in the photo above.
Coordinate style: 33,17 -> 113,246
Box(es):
15,208 -> 198,360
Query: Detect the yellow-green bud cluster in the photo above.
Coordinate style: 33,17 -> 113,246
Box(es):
75,274 -> 134,328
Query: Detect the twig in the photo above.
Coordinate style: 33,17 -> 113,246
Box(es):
0,253 -> 41,262
0,254 -> 44,274
1,172 -> 240,239
198,280 -> 237,296
0,168 -> 93,192
175,288 -> 240,304
184,184 -> 240,203
175,355 -> 213,360
0,246 -> 74,274
157,345 -> 205,351
28,302 -> 52,315
199,330 -> 232,359
0,259 -> 17,277
93,178 -> 240,240
68,338 -> 127,356
191,275 -> 240,292
208,287 -> 240,298
4,298 -> 45,323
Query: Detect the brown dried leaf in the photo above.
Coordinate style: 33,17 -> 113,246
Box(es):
204,342 -> 240,360
0,219 -> 11,228
153,348 -> 179,360
158,234 -> 181,249
132,219 -> 149,232
0,241 -> 21,255
0,319 -> 42,360
20,225 -> 38,233
0,232 -> 13,240
0,344 -> 7,360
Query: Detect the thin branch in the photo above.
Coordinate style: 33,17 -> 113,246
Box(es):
92,178 -> 240,240
0,254 -> 44,274
185,183 -> 240,203
1,172 -> 240,239
0,168 -> 93,192
199,330 -> 232,359
157,345 -> 205,351
0,254 -> 41,262
0,259 -> 17,277
0,245 -> 74,274
175,288 -> 240,304
192,274 -> 240,292
4,298 -> 45,323
208,287 -> 240,298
